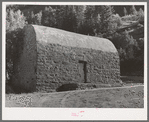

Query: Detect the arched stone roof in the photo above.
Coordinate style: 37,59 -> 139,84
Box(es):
24,25 -> 117,53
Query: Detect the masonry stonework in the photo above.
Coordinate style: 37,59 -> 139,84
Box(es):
12,25 -> 121,93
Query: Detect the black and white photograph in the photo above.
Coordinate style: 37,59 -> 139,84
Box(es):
2,2 -> 147,120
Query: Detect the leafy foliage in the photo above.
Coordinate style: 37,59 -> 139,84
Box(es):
111,31 -> 140,59
6,9 -> 26,32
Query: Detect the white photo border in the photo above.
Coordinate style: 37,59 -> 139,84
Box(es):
2,2 -> 147,120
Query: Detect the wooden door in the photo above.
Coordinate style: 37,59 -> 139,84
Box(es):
78,61 -> 87,83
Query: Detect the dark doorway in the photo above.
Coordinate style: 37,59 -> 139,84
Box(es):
78,60 -> 87,83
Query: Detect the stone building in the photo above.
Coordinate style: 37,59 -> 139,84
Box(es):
12,25 -> 121,93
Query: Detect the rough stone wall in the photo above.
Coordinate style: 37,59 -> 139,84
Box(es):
36,42 -> 120,92
12,25 -> 120,93
12,25 -> 37,93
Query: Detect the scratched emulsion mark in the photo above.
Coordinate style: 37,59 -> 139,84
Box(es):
71,111 -> 84,117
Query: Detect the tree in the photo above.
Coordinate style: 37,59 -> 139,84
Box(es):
41,6 -> 56,27
35,11 -> 42,25
138,8 -> 144,15
110,30 -> 141,75
123,7 -> 128,16
81,5 -> 103,36
111,14 -> 122,28
82,5 -> 97,35
98,5 -> 115,37
137,8 -> 144,22
130,5 -> 137,15
110,30 -> 139,59
125,35 -> 139,59
80,5 -> 117,37
74,5 -> 86,33
25,11 -> 36,24
6,9 -> 26,32
57,5 -> 77,32
31,11 -> 35,24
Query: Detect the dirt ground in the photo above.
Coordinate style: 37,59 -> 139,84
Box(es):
5,85 -> 144,108
64,85 -> 144,108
